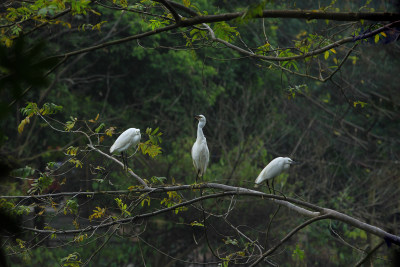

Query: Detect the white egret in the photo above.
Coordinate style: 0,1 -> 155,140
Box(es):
254,157 -> 298,193
191,115 -> 209,182
110,128 -> 141,170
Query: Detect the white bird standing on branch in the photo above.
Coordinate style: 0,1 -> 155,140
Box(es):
191,115 -> 209,182
110,128 -> 141,170
255,157 -> 298,193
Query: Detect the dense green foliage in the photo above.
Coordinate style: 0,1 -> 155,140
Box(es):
1,0 -> 399,266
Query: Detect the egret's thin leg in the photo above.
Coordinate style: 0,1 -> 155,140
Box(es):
272,178 -> 275,195
195,170 -> 200,184
121,152 -> 127,171
266,180 -> 272,194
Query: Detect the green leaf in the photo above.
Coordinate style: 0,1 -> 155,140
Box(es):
353,101 -> 367,108
292,62 -> 299,71
10,166 -> 35,178
65,117 -> 77,131
95,123 -> 105,133
64,199 -> 78,215
213,22 -> 239,42
292,244 -> 305,261
40,103 -> 63,115
150,176 -> 167,184
190,221 -> 204,227
224,237 -> 239,246
60,252 -> 82,266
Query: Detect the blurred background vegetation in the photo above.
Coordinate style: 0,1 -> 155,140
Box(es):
0,0 -> 400,266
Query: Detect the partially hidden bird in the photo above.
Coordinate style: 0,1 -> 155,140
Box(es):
254,157 -> 298,193
110,128 -> 141,170
191,115 -> 209,182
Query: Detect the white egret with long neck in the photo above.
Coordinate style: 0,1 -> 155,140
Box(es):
191,115 -> 209,181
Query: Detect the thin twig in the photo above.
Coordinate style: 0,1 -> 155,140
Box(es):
250,215 -> 331,266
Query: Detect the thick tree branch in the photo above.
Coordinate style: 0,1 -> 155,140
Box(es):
94,1 -> 174,22
180,10 -> 400,25
163,0 -> 198,17
10,183 -> 400,246
157,0 -> 181,23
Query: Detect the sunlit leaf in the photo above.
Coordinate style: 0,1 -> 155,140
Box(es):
374,34 -> 379,43
324,51 -> 329,60
95,123 -> 105,133
190,221 -> 204,227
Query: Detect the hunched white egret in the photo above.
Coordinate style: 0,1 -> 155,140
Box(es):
254,157 -> 298,193
191,115 -> 209,182
110,128 -> 141,170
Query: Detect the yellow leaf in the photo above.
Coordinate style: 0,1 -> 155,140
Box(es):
237,251 -> 245,256
89,113 -> 99,123
333,58 -> 338,64
324,51 -> 329,60
330,48 -> 336,54
18,117 -> 30,134
16,239 -> 25,249
99,136 -> 105,143
5,38 -> 13,47
374,34 -> 379,43
381,32 -> 387,38
105,127 -> 116,136
183,0 -> 190,7
90,9 -> 101,16
128,185 -> 135,191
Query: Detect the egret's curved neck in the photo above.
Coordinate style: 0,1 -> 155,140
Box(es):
197,121 -> 206,141
283,163 -> 290,170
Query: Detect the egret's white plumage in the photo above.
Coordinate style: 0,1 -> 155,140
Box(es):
110,128 -> 141,153
255,157 -> 297,186
191,115 -> 209,178
110,128 -> 141,170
